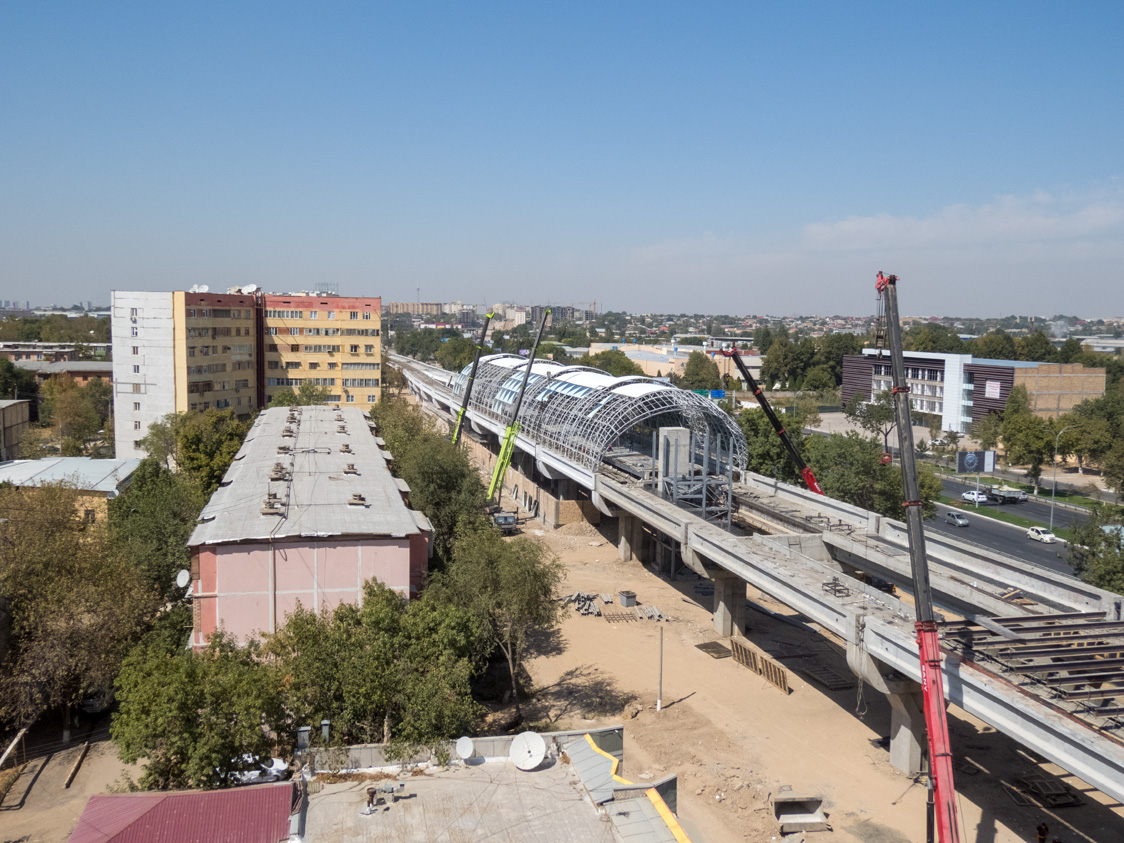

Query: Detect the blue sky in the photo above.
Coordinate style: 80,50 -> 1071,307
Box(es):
2,2 -> 1121,316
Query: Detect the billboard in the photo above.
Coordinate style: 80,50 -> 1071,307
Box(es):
956,450 -> 996,474
984,380 -> 1001,399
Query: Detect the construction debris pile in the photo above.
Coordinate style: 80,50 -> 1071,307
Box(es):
562,591 -> 668,622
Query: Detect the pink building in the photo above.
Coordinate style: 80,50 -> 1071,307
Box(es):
188,406 -> 431,647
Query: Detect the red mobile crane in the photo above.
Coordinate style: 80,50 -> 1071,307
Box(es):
875,272 -> 962,843
716,348 -> 824,495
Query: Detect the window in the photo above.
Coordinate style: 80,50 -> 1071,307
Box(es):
132,384 -> 141,393
132,346 -> 139,355
267,360 -> 279,369
134,420 -> 141,430
308,362 -> 319,369
366,394 -> 378,402
133,364 -> 140,374
309,310 -> 317,319
131,327 -> 138,337
328,362 -> 337,369
342,378 -> 379,388
349,311 -> 358,320
364,344 -> 374,353
134,440 -> 143,450
346,394 -> 355,402
129,307 -> 138,317
327,311 -> 336,320
350,345 -> 359,353
133,402 -> 140,411
285,361 -> 301,369
342,362 -> 379,370
362,311 -> 372,320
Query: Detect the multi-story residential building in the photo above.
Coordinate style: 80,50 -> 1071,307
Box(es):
842,349 -> 1106,434
111,290 -> 381,458
261,294 -> 381,411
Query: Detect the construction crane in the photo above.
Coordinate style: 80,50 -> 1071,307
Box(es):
451,312 -> 494,446
874,272 -> 962,843
486,310 -> 550,501
716,347 -> 824,495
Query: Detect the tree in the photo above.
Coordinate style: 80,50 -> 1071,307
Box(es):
806,432 -> 942,520
1018,331 -> 1058,362
576,349 -> 644,378
0,484 -> 156,730
904,323 -> 964,354
681,351 -> 721,390
845,390 -> 897,454
737,408 -> 807,485
435,529 -> 564,708
760,333 -> 796,388
434,336 -> 477,372
814,333 -> 862,385
1103,443 -> 1124,500
109,459 -> 207,600
264,581 -> 482,753
974,412 -> 1002,451
269,381 -> 332,407
113,632 -> 283,790
802,365 -> 836,394
1002,411 -> 1052,489
39,375 -> 103,448
141,411 -> 249,496
973,329 -> 1018,360
1057,337 -> 1084,363
1068,511 -> 1124,595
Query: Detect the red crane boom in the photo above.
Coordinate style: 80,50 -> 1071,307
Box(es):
716,347 -> 824,495
875,271 -> 962,843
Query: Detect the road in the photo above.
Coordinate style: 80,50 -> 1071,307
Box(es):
930,478 -> 1077,576
939,476 -> 1087,531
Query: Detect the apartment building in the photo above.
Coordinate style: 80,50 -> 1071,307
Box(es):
111,290 -> 381,459
841,349 -> 1106,434
261,294 -> 382,411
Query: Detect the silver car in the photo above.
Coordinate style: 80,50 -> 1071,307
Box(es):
1027,526 -> 1057,544
944,512 -> 969,527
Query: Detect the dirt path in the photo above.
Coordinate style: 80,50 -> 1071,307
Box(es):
521,518 -> 1124,843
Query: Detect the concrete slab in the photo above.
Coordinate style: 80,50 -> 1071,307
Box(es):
303,760 -> 618,842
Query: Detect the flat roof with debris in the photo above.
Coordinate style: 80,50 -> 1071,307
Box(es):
0,457 -> 141,495
188,406 -> 430,547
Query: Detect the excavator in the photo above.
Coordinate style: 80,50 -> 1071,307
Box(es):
715,347 -> 824,495
875,271 -> 963,843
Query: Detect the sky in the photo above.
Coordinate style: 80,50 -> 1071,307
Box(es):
2,2 -> 1122,317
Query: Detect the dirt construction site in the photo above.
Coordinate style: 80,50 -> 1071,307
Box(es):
519,517 -> 1124,843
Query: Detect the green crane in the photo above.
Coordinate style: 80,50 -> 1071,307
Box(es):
451,312 -> 494,446
486,310 -> 550,500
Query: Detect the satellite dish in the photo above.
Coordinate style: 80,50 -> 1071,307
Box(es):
509,731 -> 546,771
175,569 -> 191,589
242,284 -> 258,294
455,736 -> 474,760
198,285 -> 209,293
189,285 -> 199,293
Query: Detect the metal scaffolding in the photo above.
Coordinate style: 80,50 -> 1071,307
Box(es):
452,354 -> 747,474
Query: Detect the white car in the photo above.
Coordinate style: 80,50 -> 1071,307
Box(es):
1027,527 -> 1057,544
961,490 -> 989,504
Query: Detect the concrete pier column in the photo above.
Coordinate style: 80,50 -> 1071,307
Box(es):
630,517 -> 645,564
618,514 -> 635,562
886,688 -> 926,775
712,571 -> 747,637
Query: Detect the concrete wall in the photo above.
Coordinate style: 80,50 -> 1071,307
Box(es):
112,291 -> 177,458
190,535 -> 415,646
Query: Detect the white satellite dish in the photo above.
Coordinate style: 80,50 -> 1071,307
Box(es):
198,285 -> 209,293
189,284 -> 199,293
242,284 -> 258,294
509,731 -> 546,771
455,736 -> 474,760
175,569 -> 191,589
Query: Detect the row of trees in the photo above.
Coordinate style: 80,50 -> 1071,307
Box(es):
0,314 -> 110,345
110,400 -> 565,788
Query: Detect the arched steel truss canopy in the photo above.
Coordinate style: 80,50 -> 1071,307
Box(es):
453,354 -> 747,474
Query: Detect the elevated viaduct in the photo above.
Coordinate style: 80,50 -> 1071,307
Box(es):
395,352 -> 1124,805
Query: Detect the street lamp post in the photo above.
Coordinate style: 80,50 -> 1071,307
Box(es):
1051,426 -> 1073,532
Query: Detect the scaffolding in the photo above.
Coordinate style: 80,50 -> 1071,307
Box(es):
452,354 -> 747,475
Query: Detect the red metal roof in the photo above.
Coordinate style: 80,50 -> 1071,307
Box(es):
69,782 -> 294,843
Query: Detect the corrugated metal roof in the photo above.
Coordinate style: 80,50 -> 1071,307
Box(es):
15,360 -> 113,374
188,406 -> 431,547
68,783 -> 293,843
0,457 -> 140,494
607,795 -> 681,842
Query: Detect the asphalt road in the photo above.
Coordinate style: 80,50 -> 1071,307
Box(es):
939,476 -> 1087,531
929,480 -> 1076,576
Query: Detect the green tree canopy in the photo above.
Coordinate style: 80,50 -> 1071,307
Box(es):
140,410 -> 250,496
269,381 -> 332,407
1068,510 -> 1124,595
432,529 -> 564,708
845,390 -> 898,453
1017,331 -> 1058,362
681,351 -> 721,390
576,349 -> 644,378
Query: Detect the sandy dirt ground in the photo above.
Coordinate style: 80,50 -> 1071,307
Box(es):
0,722 -> 141,843
519,518 -> 1124,843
